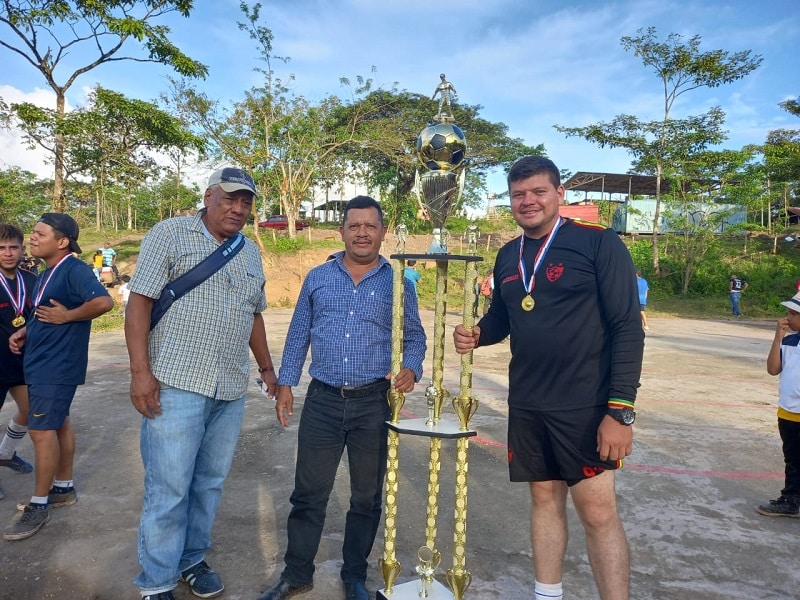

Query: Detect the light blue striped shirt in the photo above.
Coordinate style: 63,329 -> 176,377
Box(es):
278,252 -> 426,388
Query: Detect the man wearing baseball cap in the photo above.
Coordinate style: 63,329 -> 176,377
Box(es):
126,166 -> 277,600
206,167 -> 259,196
4,213 -> 113,541
38,212 -> 82,254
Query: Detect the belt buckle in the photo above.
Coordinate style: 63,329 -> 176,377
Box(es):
340,385 -> 361,398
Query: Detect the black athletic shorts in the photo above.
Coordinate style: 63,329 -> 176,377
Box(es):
508,405 -> 621,487
0,379 -> 25,411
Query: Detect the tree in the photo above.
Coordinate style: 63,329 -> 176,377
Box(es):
665,149 -> 754,292
0,0 -> 207,212
66,86 -> 205,230
554,27 -> 761,273
0,166 -> 49,225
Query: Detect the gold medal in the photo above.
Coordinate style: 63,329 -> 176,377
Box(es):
11,315 -> 25,327
521,295 -> 535,311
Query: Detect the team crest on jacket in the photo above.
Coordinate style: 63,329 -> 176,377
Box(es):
545,262 -> 564,282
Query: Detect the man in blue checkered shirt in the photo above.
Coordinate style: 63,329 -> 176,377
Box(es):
258,196 -> 426,600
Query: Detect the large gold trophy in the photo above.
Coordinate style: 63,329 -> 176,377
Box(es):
378,77 -> 481,600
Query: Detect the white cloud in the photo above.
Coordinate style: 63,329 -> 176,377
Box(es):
0,85 -> 77,179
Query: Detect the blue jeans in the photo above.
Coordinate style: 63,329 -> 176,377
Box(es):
281,379 -> 390,586
730,292 -> 742,316
135,388 -> 245,595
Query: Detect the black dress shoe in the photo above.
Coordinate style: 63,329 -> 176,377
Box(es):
344,580 -> 369,600
257,579 -> 313,600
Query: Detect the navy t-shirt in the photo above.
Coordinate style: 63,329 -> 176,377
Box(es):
24,256 -> 110,385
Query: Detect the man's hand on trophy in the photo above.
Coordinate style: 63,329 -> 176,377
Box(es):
453,324 -> 480,354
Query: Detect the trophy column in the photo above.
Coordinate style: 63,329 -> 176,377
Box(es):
378,253 -> 481,600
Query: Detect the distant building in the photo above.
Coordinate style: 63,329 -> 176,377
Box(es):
560,202 -> 599,222
612,199 -> 746,234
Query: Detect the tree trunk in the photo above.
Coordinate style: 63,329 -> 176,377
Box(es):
651,166 -> 662,274
53,90 -> 67,212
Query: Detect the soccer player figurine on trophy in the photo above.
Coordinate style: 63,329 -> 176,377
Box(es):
379,75 -> 480,600
466,221 -> 479,254
395,221 -> 408,252
431,73 -> 457,119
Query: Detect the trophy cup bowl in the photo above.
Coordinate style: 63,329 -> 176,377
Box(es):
416,122 -> 467,254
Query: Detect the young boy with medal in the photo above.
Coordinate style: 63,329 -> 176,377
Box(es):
0,223 -> 37,498
454,156 -> 643,600
4,213 -> 113,541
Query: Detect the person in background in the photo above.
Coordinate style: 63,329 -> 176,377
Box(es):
729,274 -> 748,318
100,241 -> 118,278
258,196 -> 426,600
757,291 -> 800,518
454,156 -> 643,600
479,270 -> 494,316
0,223 -> 36,501
4,213 -> 113,541
117,275 -> 131,317
92,250 -> 104,282
404,259 -> 421,294
636,270 -> 649,331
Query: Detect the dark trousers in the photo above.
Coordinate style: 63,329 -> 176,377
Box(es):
281,379 -> 390,586
779,417 -> 800,499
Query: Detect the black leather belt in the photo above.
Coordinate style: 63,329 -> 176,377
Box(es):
314,378 -> 390,399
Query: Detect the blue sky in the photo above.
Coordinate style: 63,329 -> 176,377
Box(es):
1,0 -> 798,203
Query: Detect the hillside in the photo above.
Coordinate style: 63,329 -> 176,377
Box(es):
113,227 -> 521,308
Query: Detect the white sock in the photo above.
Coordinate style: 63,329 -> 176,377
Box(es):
30,495 -> 49,506
534,580 -> 563,600
0,418 -> 28,459
53,479 -> 74,489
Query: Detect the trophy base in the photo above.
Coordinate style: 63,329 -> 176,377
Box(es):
387,417 -> 476,439
377,578 -> 453,599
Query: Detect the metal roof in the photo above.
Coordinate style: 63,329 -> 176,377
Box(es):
563,172 -> 669,196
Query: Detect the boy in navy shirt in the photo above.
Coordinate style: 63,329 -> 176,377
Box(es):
4,214 -> 113,541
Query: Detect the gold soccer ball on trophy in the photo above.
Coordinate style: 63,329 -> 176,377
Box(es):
416,123 -> 467,172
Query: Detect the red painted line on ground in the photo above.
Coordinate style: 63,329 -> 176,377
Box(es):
624,463 -> 782,478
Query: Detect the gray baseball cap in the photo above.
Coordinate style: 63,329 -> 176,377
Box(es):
207,167 -> 258,196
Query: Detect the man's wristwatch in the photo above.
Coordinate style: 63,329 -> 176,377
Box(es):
606,407 -> 636,426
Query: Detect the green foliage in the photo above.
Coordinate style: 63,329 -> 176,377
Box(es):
631,234 -> 800,318
0,0 -> 207,210
258,232 -> 312,255
0,168 -> 50,227
555,27 -> 763,271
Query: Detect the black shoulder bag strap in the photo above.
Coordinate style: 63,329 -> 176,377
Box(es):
150,232 -> 245,331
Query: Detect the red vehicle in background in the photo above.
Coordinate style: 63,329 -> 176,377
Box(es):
258,215 -> 310,231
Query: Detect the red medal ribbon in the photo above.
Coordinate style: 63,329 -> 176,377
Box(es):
0,268 -> 26,317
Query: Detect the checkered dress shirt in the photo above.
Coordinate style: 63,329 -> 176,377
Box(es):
278,252 -> 426,388
129,210 -> 267,400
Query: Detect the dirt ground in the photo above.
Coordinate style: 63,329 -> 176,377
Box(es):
252,230 -> 514,307
0,234 -> 798,599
